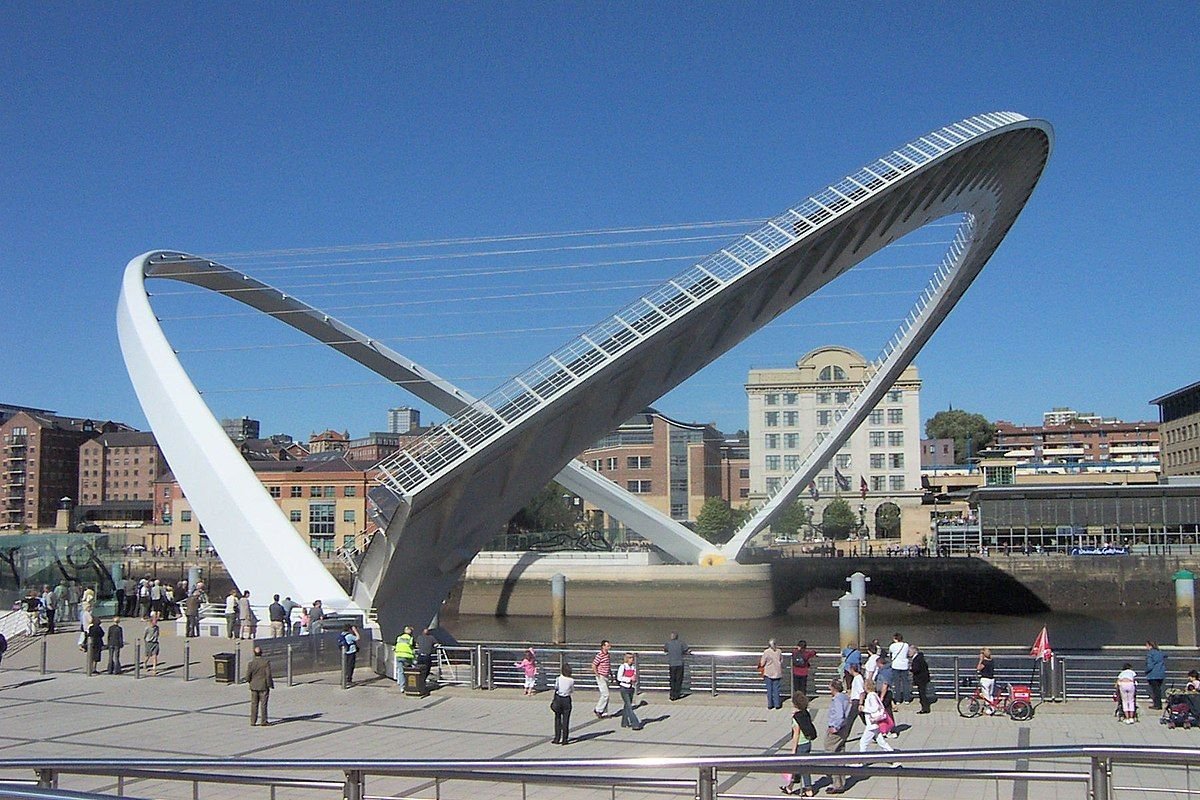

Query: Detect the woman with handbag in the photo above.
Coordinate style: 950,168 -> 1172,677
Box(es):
780,692 -> 818,796
550,663 -> 575,744
859,678 -> 896,754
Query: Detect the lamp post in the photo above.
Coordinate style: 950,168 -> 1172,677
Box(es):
858,503 -> 868,539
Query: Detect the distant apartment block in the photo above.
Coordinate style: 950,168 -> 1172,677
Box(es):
579,409 -> 723,526
0,403 -> 57,427
1152,381 -> 1200,477
388,407 -> 421,434
346,432 -> 409,462
921,438 -> 955,468
991,417 -> 1159,466
308,429 -> 350,454
2,410 -> 133,529
718,436 -> 751,505
220,416 -> 260,442
1042,407 -> 1120,427
77,431 -> 168,528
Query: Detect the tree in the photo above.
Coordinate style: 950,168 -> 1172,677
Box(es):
821,498 -> 858,541
925,408 -> 996,464
508,482 -> 580,533
772,500 -> 809,540
695,498 -> 736,545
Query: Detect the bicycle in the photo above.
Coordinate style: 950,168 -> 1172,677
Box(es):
958,682 -> 1034,721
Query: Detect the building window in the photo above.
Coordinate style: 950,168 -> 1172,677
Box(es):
888,390 -> 903,402
739,468 -> 750,479
765,434 -> 780,450
626,456 -> 651,469
889,475 -> 905,491
784,455 -> 800,471
783,393 -> 798,405
870,453 -> 885,469
343,509 -> 356,523
765,412 -> 780,427
836,391 -> 850,404
290,509 -> 302,522
343,535 -> 356,549
817,476 -> 834,493
764,394 -> 779,406
180,510 -> 192,522
765,455 -> 781,471
309,503 -> 335,535
889,453 -> 905,468
766,478 -> 782,493
871,475 -> 887,491
887,431 -> 904,447
869,410 -> 884,425
180,534 -> 191,553
344,486 -> 357,497
606,457 -> 618,470
819,366 -> 847,381
817,392 -> 831,405
783,411 -> 798,426
784,433 -> 799,449
670,503 -> 687,517
323,486 -> 335,498
739,488 -> 750,498
888,408 -> 904,424
869,431 -> 885,447
626,480 -> 652,493
836,454 -> 851,469
310,486 -> 322,497
291,486 -> 303,498
817,410 -> 832,426
268,486 -> 281,498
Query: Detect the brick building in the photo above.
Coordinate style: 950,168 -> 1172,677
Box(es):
76,431 -> 168,528
2,410 -> 132,529
990,417 -> 1159,466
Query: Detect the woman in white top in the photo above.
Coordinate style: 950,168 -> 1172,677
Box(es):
863,645 -> 881,683
552,662 -> 576,745
1115,663 -> 1138,724
859,678 -> 896,753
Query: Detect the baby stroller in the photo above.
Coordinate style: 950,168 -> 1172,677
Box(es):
1161,692 -> 1200,729
1113,690 -> 1138,722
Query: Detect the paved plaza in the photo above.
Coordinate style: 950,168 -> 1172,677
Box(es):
0,628 -> 1197,800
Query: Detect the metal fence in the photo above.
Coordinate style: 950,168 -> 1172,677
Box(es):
0,745 -> 1198,800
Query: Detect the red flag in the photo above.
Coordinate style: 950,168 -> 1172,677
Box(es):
860,476 -> 868,499
1030,626 -> 1053,661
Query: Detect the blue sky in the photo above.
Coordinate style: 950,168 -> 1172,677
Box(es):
2,3 -> 1197,440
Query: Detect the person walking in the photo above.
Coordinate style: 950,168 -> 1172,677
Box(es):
977,648 -> 996,714
859,678 -> 896,754
86,617 -> 105,670
823,679 -> 852,795
143,615 -> 161,676
845,662 -> 864,732
1145,641 -> 1167,710
106,617 -> 125,675
759,638 -> 785,710
790,640 -> 817,697
592,640 -> 612,719
184,591 -> 201,639
616,652 -> 643,730
1116,662 -> 1138,724
839,643 -> 862,686
781,692 -> 818,796
238,591 -> 255,640
551,662 -> 575,745
910,644 -> 932,714
341,625 -> 360,686
225,589 -> 239,639
888,633 -> 912,704
665,632 -> 689,701
393,626 -> 416,685
268,595 -> 287,638
21,590 -> 41,636
416,627 -> 437,691
40,585 -> 57,635
246,645 -> 275,726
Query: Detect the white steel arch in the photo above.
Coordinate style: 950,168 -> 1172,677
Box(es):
119,112 -> 1052,637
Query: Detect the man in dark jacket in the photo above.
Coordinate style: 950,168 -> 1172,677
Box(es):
184,592 -> 202,638
106,618 -> 125,675
910,644 -> 933,713
246,646 -> 275,726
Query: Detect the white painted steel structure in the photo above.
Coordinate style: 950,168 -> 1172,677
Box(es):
119,113 -> 1051,636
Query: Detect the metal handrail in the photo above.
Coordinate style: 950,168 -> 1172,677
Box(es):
2,746 -> 1199,800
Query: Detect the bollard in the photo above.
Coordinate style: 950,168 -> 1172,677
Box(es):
235,641 -> 243,684
343,770 -> 364,800
341,647 -> 349,690
85,644 -> 93,677
1174,569 -> 1197,647
40,637 -> 48,675
551,573 -> 567,645
832,592 -> 862,652
185,640 -> 191,682
846,572 -> 870,645
287,643 -> 294,687
697,766 -> 716,800
135,641 -> 142,679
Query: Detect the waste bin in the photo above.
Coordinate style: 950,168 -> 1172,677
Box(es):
214,652 -> 236,684
403,668 -> 425,697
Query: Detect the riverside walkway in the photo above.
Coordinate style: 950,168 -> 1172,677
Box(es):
1,629 -> 1198,799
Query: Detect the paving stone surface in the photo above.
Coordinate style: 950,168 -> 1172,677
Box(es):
1,628 -> 1197,799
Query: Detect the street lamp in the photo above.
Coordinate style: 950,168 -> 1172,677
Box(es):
858,503 -> 868,539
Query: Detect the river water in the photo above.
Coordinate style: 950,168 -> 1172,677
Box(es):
442,600 -> 1180,651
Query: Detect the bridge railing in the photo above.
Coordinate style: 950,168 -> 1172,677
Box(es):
0,745 -> 1196,800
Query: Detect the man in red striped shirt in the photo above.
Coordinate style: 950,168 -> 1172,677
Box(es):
592,640 -> 612,718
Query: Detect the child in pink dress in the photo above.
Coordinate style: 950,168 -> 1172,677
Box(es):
515,647 -> 537,695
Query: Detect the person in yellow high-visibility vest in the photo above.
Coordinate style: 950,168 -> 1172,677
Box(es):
393,626 -> 416,685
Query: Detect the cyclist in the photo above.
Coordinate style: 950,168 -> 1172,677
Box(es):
977,648 -> 996,715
